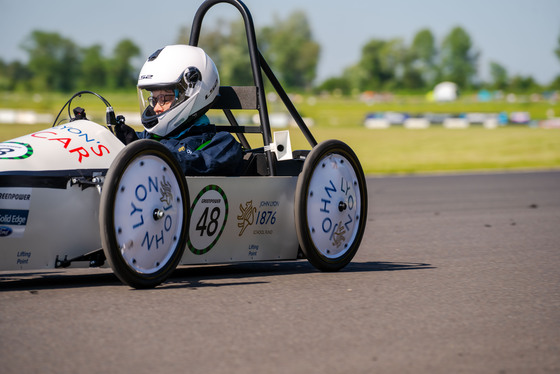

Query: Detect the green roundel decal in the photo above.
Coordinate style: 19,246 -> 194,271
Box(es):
0,142 -> 33,160
188,185 -> 229,255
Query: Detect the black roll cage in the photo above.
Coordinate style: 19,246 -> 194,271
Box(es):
188,0 -> 317,176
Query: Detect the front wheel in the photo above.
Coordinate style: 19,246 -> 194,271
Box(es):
99,140 -> 190,288
295,140 -> 368,271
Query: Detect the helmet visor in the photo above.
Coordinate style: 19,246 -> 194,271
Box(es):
138,82 -> 199,130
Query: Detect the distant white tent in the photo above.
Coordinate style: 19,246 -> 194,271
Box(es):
433,82 -> 458,102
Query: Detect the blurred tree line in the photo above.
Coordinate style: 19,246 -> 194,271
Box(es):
321,26 -> 560,94
0,31 -> 141,92
175,10 -> 320,91
0,11 -> 559,94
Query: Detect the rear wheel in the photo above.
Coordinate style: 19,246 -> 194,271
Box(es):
100,140 -> 189,288
295,140 -> 368,271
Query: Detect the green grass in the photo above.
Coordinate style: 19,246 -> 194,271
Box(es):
2,91 -> 559,175
3,123 -> 558,175
287,127 -> 560,174
3,91 -> 559,124
0,91 -> 139,112
293,95 -> 560,127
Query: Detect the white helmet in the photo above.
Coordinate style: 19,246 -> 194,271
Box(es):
137,45 -> 220,137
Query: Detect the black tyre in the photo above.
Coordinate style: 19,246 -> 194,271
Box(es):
100,140 -> 189,288
295,140 -> 367,271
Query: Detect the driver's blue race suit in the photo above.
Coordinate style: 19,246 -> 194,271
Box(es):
118,115 -> 244,176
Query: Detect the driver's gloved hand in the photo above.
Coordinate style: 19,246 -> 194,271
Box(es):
115,121 -> 139,145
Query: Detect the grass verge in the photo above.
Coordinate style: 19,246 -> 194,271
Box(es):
2,123 -> 558,175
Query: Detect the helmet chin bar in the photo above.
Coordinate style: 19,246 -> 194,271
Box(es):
141,106 -> 159,129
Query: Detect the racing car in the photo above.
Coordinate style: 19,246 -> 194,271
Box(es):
0,0 -> 368,288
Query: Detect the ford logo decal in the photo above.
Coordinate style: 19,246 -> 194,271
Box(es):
0,226 -> 13,237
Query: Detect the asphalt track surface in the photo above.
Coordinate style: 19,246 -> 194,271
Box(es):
1,171 -> 559,374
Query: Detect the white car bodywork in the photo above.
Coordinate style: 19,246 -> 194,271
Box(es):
0,120 -> 301,270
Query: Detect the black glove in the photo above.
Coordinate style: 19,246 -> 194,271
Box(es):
114,116 -> 139,145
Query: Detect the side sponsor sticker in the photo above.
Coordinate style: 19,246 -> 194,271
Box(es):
0,188 -> 32,238
0,142 -> 33,160
237,200 -> 279,236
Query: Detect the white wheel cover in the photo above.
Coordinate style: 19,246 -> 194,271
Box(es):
112,155 -> 184,273
306,153 -> 362,258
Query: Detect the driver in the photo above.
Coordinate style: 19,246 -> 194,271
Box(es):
115,45 -> 243,176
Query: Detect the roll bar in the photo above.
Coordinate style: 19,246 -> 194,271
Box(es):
188,0 -> 317,176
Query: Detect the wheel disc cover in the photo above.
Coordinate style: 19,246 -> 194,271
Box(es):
306,153 -> 362,258
112,155 -> 184,274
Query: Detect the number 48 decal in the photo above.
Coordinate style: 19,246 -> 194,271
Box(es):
188,185 -> 228,255
196,206 -> 221,237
